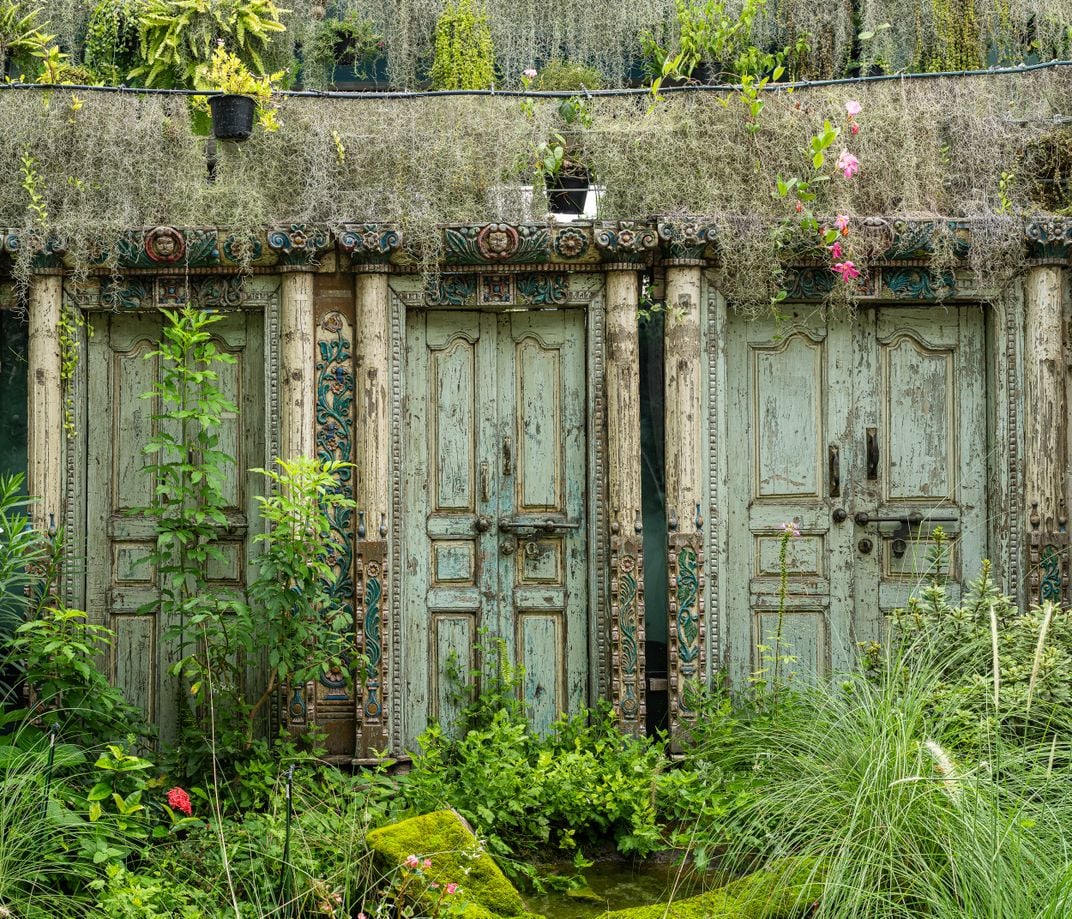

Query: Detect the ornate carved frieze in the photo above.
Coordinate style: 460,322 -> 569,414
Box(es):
356,534 -> 389,757
1029,500 -> 1069,605
425,273 -> 477,306
883,267 -> 956,299
313,310 -> 358,749
610,513 -> 645,735
444,223 -> 551,264
517,272 -> 568,305
667,508 -> 704,743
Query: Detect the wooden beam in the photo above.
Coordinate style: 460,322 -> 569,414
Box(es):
1024,266 -> 1069,603
605,268 -> 645,734
27,273 -> 62,530
280,271 -> 315,460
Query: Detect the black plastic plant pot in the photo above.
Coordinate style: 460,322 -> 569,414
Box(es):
546,168 -> 590,215
209,93 -> 256,141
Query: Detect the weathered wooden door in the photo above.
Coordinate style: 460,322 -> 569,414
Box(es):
403,309 -> 588,747
85,310 -> 264,745
723,305 -> 986,684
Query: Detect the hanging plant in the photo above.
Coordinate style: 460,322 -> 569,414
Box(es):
429,0 -> 495,90
84,0 -> 146,85
301,9 -> 384,88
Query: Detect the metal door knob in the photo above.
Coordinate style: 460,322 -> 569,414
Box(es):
475,515 -> 491,533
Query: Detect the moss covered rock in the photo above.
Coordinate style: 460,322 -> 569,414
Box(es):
366,809 -> 540,918
598,857 -> 822,919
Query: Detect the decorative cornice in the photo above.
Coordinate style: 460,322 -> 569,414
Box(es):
3,218 -> 1072,275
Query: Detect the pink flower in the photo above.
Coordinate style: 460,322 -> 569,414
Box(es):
794,200 -> 804,213
835,150 -> 859,178
405,854 -> 420,869
829,241 -> 843,259
166,787 -> 192,816
845,100 -> 862,117
780,521 -> 801,538
422,858 -> 432,869
850,122 -> 860,136
523,68 -> 537,79
446,883 -> 459,895
832,260 -> 861,281
834,214 -> 850,233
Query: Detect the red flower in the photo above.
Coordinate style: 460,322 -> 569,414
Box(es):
167,786 -> 193,816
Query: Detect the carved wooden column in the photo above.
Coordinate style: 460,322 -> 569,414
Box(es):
605,266 -> 645,734
664,262 -> 705,740
279,271 -> 315,460
1024,264 -> 1069,603
27,273 -> 63,530
341,224 -> 401,760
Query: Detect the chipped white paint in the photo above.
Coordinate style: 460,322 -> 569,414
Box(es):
605,270 -> 642,525
665,266 -> 703,532
280,271 -> 315,459
27,274 -> 62,529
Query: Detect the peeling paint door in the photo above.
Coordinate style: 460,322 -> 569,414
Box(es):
403,309 -> 588,748
724,305 -> 986,685
85,311 -> 264,746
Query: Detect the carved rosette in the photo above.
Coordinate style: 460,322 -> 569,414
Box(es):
312,311 -> 358,746
667,529 -> 704,743
595,221 -> 658,264
339,223 -> 402,269
610,521 -> 645,735
1029,500 -> 1069,605
552,226 -> 591,260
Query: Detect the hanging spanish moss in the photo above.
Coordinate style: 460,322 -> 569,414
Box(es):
0,67 -> 1068,303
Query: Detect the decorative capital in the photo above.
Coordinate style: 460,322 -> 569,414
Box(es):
595,221 -> 658,263
1025,217 -> 1072,262
444,223 -> 550,265
657,220 -> 716,261
339,223 -> 402,268
266,223 -> 332,266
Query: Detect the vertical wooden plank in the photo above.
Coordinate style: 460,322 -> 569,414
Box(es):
1024,267 -> 1069,602
605,269 -> 645,733
27,274 -> 62,531
280,272 -> 315,461
664,266 -> 704,740
355,270 -> 391,759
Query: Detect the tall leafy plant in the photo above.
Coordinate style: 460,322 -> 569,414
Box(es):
429,0 -> 494,90
139,306 -> 239,758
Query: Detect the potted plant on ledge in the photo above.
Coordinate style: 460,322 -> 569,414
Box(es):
196,44 -> 283,140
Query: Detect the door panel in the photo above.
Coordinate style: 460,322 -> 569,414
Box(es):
86,311 -> 264,745
404,309 -> 587,749
725,305 -> 987,685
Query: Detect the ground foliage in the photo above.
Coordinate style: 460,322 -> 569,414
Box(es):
0,67 -> 1068,301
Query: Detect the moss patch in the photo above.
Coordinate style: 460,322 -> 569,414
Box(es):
366,809 -> 539,918
598,857 -> 823,919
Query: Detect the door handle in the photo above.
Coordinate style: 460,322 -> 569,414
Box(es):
828,444 -> 840,497
503,436 -> 513,476
499,516 -> 580,535
866,427 -> 879,479
475,515 -> 492,533
480,460 -> 489,503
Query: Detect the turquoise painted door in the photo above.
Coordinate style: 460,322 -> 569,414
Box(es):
85,310 -> 265,746
403,309 -> 588,748
724,306 -> 987,685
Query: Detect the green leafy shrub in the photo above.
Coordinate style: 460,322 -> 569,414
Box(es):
530,60 -> 604,91
131,0 -> 287,88
302,9 -> 384,88
429,0 -> 495,90
84,0 -> 146,84
401,704 -> 667,862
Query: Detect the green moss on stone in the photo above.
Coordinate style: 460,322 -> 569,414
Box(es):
597,857 -> 823,919
366,809 -> 541,919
